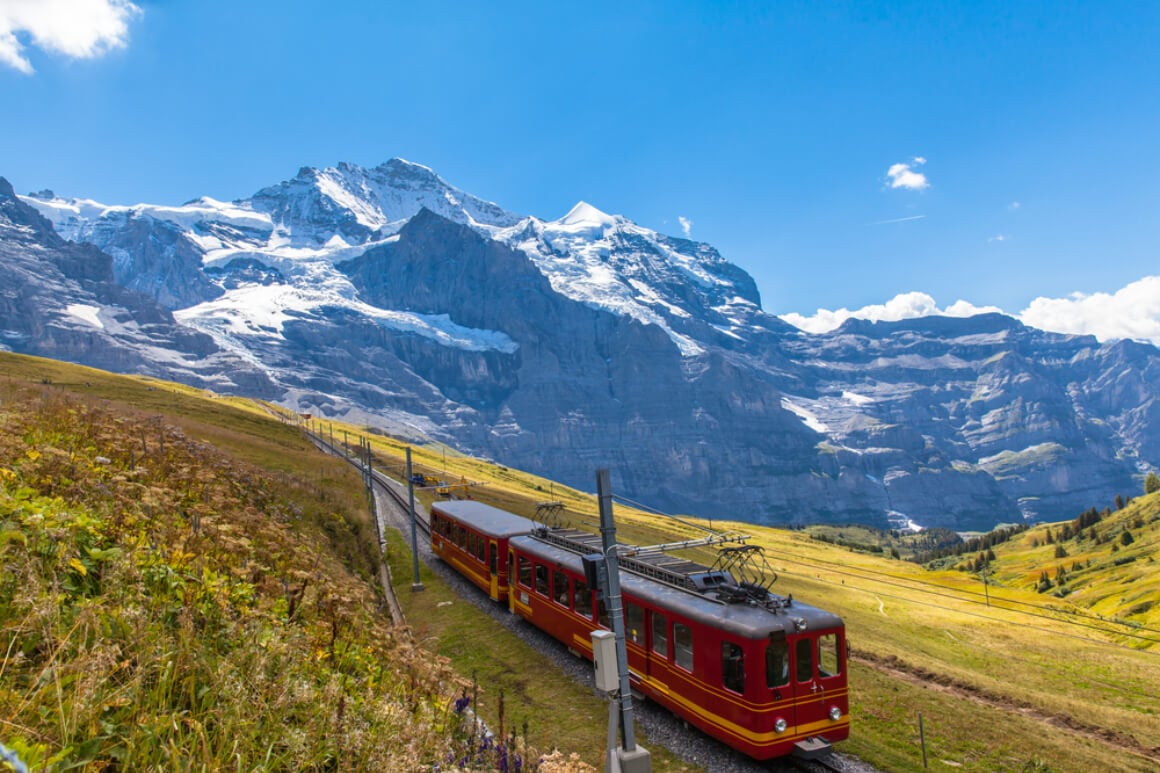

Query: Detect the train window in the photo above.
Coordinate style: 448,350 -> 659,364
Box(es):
597,598 -> 610,629
475,536 -> 485,561
651,612 -> 668,657
722,642 -> 745,694
766,634 -> 789,688
552,570 -> 569,606
574,578 -> 593,619
674,624 -> 693,672
818,633 -> 841,677
457,525 -> 467,549
534,564 -> 550,596
625,604 -> 644,646
795,638 -> 814,682
489,543 -> 497,575
517,556 -> 532,588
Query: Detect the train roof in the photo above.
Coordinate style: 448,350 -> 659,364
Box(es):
430,500 -> 537,538
510,534 -> 844,639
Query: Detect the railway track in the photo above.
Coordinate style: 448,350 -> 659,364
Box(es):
304,429 -> 872,773
786,755 -> 846,773
304,430 -> 432,534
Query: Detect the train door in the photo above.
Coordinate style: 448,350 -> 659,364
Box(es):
790,629 -> 844,738
507,550 -> 518,613
488,539 -> 500,600
766,631 -> 793,735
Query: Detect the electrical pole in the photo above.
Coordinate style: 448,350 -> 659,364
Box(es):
981,557 -> 990,607
595,469 -> 650,773
407,447 -> 423,591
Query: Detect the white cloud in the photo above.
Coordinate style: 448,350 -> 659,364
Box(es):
778,277 -> 1160,347
988,234 -> 1009,243
869,214 -> 927,226
1017,276 -> 1160,346
886,157 -> 929,191
678,215 -> 693,238
1008,201 -> 1022,211
779,292 -> 1002,334
0,0 -> 140,74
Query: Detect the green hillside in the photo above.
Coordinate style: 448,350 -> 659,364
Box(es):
3,352 -> 1158,772
0,353 -> 590,772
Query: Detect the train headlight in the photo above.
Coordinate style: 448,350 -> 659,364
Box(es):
829,706 -> 842,721
774,718 -> 788,733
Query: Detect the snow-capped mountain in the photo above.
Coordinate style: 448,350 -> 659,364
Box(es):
5,160 -> 1158,530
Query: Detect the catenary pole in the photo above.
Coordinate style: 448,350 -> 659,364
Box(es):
596,468 -> 636,751
407,447 -> 423,590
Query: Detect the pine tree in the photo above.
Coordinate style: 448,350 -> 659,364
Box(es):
1146,471 -> 1160,495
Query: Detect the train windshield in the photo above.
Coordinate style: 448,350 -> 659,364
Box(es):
766,631 -> 789,688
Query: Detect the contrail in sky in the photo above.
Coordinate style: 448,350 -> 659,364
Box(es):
868,214 -> 927,225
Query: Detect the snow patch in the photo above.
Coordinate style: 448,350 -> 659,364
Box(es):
781,397 -> 829,433
842,390 -> 874,406
886,511 -> 925,532
175,280 -> 518,355
65,304 -> 104,329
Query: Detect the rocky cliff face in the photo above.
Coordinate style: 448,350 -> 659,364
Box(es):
0,177 -> 275,393
4,162 -> 1157,531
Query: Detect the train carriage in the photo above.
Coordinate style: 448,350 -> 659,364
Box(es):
429,501 -> 535,602
506,534 -> 849,761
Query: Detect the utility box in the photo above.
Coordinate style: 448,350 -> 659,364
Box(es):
582,553 -> 606,599
591,629 -> 619,693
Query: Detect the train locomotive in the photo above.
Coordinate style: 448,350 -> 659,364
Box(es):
428,500 -> 849,761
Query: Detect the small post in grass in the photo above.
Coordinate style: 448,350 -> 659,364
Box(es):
919,711 -> 928,768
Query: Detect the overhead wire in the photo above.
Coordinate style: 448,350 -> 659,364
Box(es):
604,492 -> 1160,650
776,545 -> 1160,639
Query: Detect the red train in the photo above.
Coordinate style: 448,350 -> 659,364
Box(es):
430,500 -> 532,601
428,500 -> 849,761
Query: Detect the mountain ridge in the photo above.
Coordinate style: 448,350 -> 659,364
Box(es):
3,163 -> 1157,530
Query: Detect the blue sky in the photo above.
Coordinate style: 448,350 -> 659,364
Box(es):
2,1 -> 1158,342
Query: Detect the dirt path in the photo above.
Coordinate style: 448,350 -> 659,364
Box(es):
854,650 -> 1160,766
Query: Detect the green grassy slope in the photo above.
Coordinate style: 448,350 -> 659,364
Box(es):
0,353 -> 591,772
5,352 -> 1157,773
